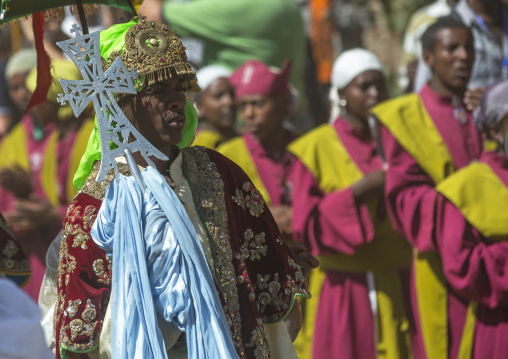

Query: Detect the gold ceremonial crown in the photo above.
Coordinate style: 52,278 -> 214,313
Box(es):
102,17 -> 200,94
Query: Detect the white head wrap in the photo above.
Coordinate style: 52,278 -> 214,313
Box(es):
329,48 -> 383,123
196,65 -> 231,91
5,49 -> 37,81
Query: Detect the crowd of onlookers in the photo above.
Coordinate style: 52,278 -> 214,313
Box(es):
1,0 -> 508,358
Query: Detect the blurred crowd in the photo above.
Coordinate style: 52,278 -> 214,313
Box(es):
1,0 -> 508,358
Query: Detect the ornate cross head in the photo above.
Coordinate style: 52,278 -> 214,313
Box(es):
56,25 -> 168,183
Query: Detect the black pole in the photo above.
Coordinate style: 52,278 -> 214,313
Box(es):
74,0 -> 89,34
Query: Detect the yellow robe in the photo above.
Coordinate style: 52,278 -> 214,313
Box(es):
288,124 -> 412,359
40,119 -> 95,206
192,129 -> 225,149
217,136 -> 272,205
372,94 -> 474,359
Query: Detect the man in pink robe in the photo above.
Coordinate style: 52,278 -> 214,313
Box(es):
434,80 -> 508,358
218,59 -> 298,241
377,16 -> 482,358
435,152 -> 508,358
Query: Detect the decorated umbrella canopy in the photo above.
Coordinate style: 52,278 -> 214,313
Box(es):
0,0 -> 143,26
0,0 -> 143,111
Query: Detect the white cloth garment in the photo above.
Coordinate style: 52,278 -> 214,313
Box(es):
0,277 -> 54,359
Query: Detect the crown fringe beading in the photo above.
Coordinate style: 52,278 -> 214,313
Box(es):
142,62 -> 200,92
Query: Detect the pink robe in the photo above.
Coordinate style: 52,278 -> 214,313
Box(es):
435,151 -> 508,359
0,115 -> 56,213
381,84 -> 483,359
244,133 -> 296,206
291,118 -> 412,358
0,116 -> 57,301
55,130 -> 78,219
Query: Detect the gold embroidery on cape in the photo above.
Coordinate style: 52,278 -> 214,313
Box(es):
288,257 -> 306,285
63,205 -> 98,250
93,259 -> 111,285
0,239 -> 29,272
241,229 -> 268,261
0,214 -> 29,274
82,299 -> 97,323
58,229 -> 77,288
232,182 -> 265,217
182,146 -> 248,357
65,299 -> 81,319
234,252 -> 257,302
80,161 -> 130,200
252,256 -> 308,323
56,200 -> 80,342
58,219 -> 101,351
57,163 -> 125,353
244,320 -> 270,359
3,240 -> 18,257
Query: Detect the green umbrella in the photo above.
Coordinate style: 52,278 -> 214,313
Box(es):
0,0 -> 143,112
0,0 -> 142,28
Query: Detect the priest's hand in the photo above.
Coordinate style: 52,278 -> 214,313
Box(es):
464,87 -> 485,112
0,166 -> 32,198
351,169 -> 385,200
289,243 -> 319,278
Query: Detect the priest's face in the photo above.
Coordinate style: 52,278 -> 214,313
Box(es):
424,27 -> 475,95
122,75 -> 187,152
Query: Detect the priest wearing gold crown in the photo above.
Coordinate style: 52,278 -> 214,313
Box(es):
38,17 -> 309,359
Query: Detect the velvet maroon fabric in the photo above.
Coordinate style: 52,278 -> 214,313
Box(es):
55,148 -> 308,358
55,192 -> 110,358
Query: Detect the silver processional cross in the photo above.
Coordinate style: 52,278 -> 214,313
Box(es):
56,25 -> 168,183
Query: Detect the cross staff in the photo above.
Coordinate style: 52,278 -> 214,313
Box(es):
56,27 -> 168,182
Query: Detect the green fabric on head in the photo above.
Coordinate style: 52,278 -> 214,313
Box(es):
72,19 -> 199,190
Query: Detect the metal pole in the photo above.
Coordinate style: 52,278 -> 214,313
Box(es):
74,0 -> 89,34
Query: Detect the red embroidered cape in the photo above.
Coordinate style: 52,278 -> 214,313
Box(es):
55,147 -> 309,359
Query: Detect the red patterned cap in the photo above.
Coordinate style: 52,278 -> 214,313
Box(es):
229,59 -> 291,98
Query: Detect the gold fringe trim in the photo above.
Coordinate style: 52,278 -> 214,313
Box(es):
141,62 -> 200,92
115,62 -> 200,102
1,4 -> 98,26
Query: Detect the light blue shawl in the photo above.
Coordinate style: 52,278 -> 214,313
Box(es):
91,167 -> 239,359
